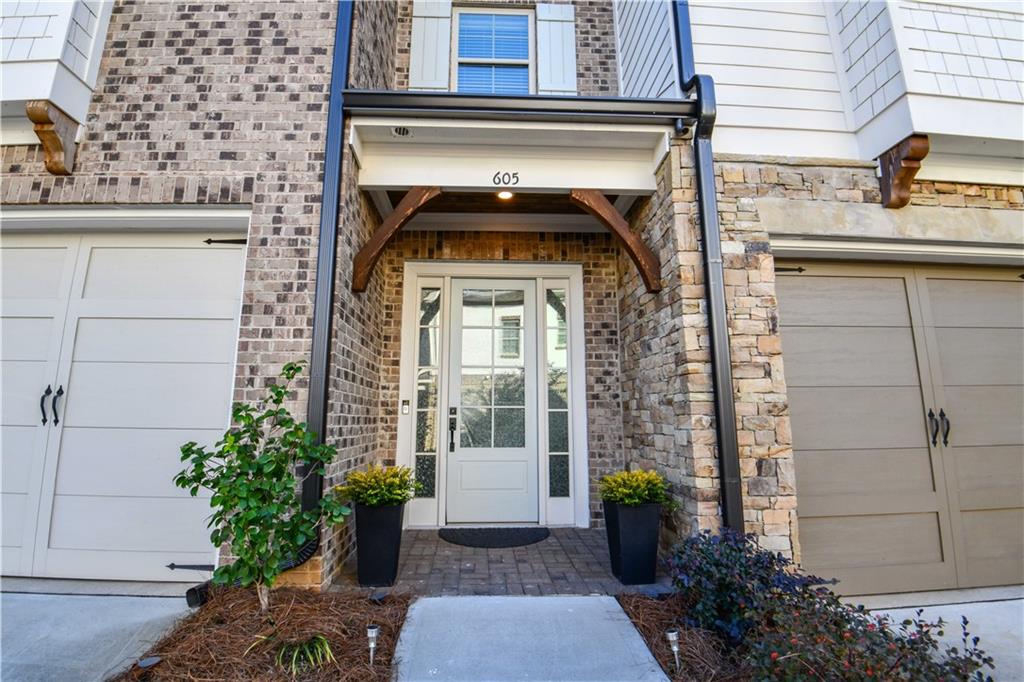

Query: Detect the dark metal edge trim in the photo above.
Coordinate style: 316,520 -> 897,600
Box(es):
343,89 -> 697,125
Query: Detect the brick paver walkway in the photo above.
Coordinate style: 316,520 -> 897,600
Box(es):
334,528 -> 669,596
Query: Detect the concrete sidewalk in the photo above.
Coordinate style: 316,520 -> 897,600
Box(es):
394,595 -> 667,681
1,591 -> 189,681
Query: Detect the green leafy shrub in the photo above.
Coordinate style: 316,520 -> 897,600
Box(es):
175,362 -> 350,612
667,530 -> 824,644
599,469 -> 672,506
666,531 -> 994,680
335,463 -> 417,507
749,591 -> 993,681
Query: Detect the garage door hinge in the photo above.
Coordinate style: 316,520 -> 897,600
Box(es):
203,238 -> 247,245
776,266 -> 806,274
166,562 -> 215,571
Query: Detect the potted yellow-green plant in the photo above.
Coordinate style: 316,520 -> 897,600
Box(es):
334,464 -> 417,587
599,469 -> 671,585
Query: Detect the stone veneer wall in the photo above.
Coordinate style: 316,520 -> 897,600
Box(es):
376,230 -> 626,525
618,140 -> 799,558
394,0 -> 618,96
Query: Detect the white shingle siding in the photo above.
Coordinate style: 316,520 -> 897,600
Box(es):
835,0 -> 905,130
898,0 -> 1023,103
613,0 -> 679,99
1,0 -> 102,81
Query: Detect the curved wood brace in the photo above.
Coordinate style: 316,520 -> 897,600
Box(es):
352,186 -> 441,292
570,188 -> 662,293
26,100 -> 78,176
879,134 -> 929,209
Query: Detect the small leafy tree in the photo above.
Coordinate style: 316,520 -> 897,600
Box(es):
176,362 -> 350,612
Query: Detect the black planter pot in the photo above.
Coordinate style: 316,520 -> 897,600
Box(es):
606,502 -> 660,585
354,502 -> 405,587
603,500 -> 621,578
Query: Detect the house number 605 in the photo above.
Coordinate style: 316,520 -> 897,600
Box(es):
492,171 -> 520,186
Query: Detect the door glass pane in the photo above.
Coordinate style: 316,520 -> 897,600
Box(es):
495,325 -> 523,366
461,328 -> 492,365
493,289 -> 525,326
419,327 -> 439,366
416,369 -> 437,409
461,407 -> 492,448
548,410 -> 569,453
494,367 -> 525,406
546,289 -> 567,327
461,368 -> 492,406
420,288 -> 441,326
416,410 -> 437,453
546,341 -> 567,370
547,367 -> 568,409
462,289 -> 493,326
494,407 -> 525,447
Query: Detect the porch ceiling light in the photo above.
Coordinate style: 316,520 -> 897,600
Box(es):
496,190 -> 514,200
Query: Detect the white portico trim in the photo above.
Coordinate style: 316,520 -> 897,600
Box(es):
348,115 -> 671,205
397,260 -> 589,529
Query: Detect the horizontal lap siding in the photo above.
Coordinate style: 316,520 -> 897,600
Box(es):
690,1 -> 849,133
613,0 -> 678,98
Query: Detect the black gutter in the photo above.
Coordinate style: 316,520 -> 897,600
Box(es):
672,0 -> 744,531
343,90 -> 697,125
185,0 -> 354,609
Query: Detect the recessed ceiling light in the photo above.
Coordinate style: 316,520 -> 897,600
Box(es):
497,191 -> 514,200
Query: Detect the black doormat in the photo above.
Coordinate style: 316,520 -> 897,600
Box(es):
439,527 -> 550,548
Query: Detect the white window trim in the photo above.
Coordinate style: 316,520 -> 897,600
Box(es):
449,6 -> 537,95
398,260 -> 589,529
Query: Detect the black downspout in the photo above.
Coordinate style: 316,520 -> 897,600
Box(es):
185,0 -> 354,608
671,0 -> 745,531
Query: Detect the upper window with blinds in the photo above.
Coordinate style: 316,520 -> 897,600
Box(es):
451,9 -> 535,95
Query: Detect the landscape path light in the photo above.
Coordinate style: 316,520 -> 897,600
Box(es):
367,624 -> 380,666
665,627 -> 681,672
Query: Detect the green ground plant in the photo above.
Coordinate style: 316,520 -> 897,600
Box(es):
175,362 -> 350,612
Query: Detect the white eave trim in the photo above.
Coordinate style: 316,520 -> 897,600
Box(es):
770,235 -> 1024,266
0,205 -> 252,232
350,116 -> 671,194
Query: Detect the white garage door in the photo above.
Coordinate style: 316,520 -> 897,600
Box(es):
778,262 -> 1024,595
1,233 -> 244,581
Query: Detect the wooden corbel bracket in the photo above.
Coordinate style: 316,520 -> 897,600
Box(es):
569,188 -> 662,293
879,134 -> 929,209
26,100 -> 79,176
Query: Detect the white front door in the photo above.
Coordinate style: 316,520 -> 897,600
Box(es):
446,279 -> 539,523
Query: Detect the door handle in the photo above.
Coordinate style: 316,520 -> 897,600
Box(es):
51,386 -> 64,426
40,385 -> 52,425
448,407 -> 457,452
927,408 -> 939,447
939,409 -> 950,447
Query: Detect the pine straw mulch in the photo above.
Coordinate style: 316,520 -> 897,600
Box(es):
617,593 -> 749,682
112,586 -> 411,682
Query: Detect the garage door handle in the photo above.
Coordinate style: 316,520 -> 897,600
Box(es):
51,386 -> 64,426
40,385 -> 52,424
927,408 -> 939,446
939,409 -> 950,447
